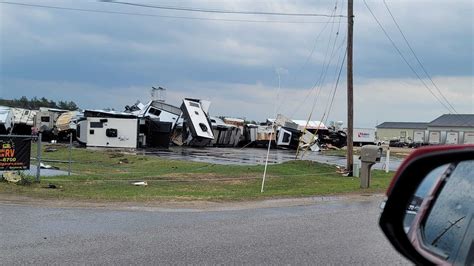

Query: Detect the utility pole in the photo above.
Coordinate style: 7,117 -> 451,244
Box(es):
347,0 -> 354,176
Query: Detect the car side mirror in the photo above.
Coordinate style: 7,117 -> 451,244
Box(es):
379,145 -> 473,265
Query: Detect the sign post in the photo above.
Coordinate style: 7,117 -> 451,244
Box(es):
36,133 -> 42,182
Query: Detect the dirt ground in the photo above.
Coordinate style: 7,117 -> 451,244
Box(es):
0,192 -> 384,212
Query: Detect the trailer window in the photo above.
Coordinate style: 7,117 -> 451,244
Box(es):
148,107 -> 162,117
189,102 -> 200,108
90,122 -> 103,128
199,123 -> 208,132
106,128 -> 118,138
41,116 -> 50,122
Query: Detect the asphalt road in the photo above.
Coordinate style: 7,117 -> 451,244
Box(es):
0,196 -> 410,265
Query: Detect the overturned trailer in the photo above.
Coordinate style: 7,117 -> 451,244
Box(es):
132,100 -> 181,128
126,100 -> 181,149
0,106 -> 13,134
55,111 -> 83,139
178,98 -> 214,147
210,117 -> 242,147
10,108 -> 36,134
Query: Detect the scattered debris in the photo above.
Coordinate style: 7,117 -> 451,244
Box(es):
118,158 -> 129,164
40,162 -> 60,170
2,171 -> 22,183
43,184 -> 57,189
131,181 -> 148,186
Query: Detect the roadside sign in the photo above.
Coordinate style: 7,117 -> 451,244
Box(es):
0,136 -> 31,170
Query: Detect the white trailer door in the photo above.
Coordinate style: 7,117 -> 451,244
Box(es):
463,132 -> 474,144
428,131 -> 441,144
413,131 -> 425,143
445,132 -> 459,144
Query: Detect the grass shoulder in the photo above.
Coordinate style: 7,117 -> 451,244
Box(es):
0,145 -> 395,202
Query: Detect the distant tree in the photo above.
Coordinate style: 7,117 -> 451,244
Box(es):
0,96 -> 80,110
19,96 -> 29,108
57,100 -> 68,110
40,97 -> 49,107
67,101 -> 78,110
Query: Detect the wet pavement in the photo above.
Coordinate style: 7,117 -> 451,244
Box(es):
0,195 -> 409,265
141,147 -> 403,171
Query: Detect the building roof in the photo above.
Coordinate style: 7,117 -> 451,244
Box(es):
376,122 -> 428,129
428,114 -> 474,128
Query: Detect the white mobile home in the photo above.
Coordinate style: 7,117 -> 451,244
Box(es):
77,110 -> 138,148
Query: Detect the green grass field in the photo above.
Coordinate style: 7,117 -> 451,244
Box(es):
0,144 -> 394,202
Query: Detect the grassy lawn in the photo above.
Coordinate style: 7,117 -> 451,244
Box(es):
0,144 -> 395,202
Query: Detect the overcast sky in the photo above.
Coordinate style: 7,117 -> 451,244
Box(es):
0,0 -> 472,127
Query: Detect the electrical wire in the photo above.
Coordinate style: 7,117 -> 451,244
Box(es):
288,2 -> 345,118
382,0 -> 458,114
276,3 -> 338,116
0,1 -> 339,24
295,1 -> 345,159
363,0 -> 454,114
326,49 -> 347,124
299,49 -> 347,159
102,0 -> 347,18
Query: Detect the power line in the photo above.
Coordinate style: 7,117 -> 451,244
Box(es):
102,0 -> 347,18
383,0 -> 457,113
326,49 -> 347,124
0,1 -> 338,24
363,0 -> 454,114
288,1 -> 346,118
278,3 -> 338,115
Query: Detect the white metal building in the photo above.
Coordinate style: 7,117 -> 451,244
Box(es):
427,114 -> 474,144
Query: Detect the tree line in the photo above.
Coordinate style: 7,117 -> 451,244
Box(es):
0,96 -> 79,111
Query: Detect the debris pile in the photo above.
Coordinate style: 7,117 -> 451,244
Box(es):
0,87 -> 349,152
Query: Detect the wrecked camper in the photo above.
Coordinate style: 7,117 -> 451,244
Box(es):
178,98 -> 214,147
0,106 -> 13,134
10,108 -> 36,134
34,107 -> 67,139
55,111 -> 83,139
126,100 -> 181,149
210,117 -> 242,147
77,110 -> 138,148
130,100 -> 181,128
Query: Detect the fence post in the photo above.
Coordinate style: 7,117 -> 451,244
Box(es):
36,132 -> 42,182
68,133 -> 72,176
